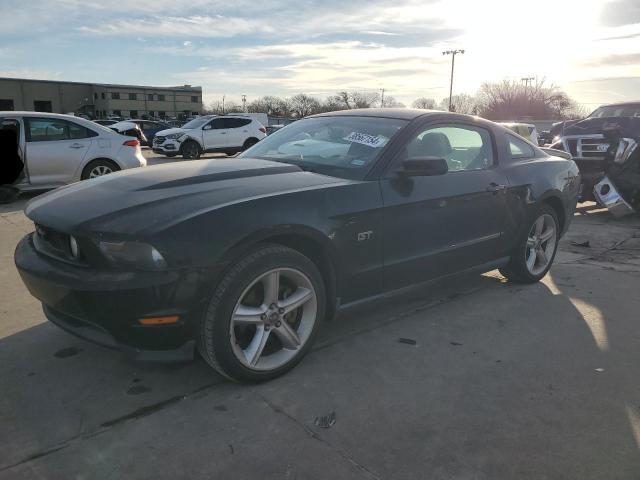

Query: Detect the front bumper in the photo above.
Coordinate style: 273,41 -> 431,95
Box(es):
152,139 -> 181,155
14,234 -> 207,361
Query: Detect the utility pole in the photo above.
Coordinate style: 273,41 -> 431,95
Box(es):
222,95 -> 226,115
521,76 -> 535,116
521,76 -> 535,87
242,95 -> 247,112
442,49 -> 465,112
380,88 -> 385,108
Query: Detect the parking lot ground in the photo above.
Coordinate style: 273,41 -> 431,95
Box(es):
1,195 -> 640,479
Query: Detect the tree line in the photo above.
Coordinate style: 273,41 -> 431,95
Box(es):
204,78 -> 587,120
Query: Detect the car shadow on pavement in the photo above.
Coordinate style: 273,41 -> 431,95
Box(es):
1,262 -> 640,478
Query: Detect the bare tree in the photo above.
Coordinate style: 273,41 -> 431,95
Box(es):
247,96 -> 292,117
475,78 -> 583,120
381,95 -> 405,108
438,93 -> 478,115
331,91 -> 381,109
289,94 -> 322,118
412,97 -> 437,109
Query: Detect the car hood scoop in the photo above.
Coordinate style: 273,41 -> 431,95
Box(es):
25,158 -> 344,235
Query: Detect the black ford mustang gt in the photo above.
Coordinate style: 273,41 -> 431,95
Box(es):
15,109 -> 580,382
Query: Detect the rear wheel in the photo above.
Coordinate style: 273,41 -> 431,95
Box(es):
181,140 -> 201,159
197,245 -> 325,383
81,159 -> 119,180
500,205 -> 559,283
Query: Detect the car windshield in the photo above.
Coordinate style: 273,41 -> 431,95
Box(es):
240,116 -> 408,180
181,117 -> 211,129
588,105 -> 640,118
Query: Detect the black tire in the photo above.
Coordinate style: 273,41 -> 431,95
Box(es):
197,244 -> 326,383
81,159 -> 119,180
181,140 -> 201,159
242,138 -> 259,151
500,204 -> 560,283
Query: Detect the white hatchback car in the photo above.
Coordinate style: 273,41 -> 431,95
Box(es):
0,111 -> 146,191
152,115 -> 267,159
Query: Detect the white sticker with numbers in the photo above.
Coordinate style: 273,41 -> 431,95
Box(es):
344,132 -> 387,148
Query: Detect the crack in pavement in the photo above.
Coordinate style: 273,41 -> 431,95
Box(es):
259,394 -> 382,480
0,380 -> 222,473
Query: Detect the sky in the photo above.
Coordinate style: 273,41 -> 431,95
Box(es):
0,0 -> 638,110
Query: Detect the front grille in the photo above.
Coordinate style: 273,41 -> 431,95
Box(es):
562,135 -> 610,160
153,136 -> 166,145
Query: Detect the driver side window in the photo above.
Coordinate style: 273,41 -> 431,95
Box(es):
405,125 -> 494,172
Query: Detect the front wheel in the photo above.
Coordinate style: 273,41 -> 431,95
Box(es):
500,205 -> 559,283
197,245 -> 326,383
181,140 -> 201,159
242,138 -> 259,151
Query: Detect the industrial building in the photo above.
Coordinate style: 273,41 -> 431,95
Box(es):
0,77 -> 203,120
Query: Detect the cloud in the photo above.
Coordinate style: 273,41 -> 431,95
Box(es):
582,52 -> 640,66
600,0 -> 640,26
78,15 -> 273,37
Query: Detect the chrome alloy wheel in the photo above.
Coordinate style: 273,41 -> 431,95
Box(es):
89,165 -> 113,178
525,213 -> 557,276
230,268 -> 318,371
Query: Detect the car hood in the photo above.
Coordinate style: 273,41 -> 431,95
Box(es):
562,116 -> 640,138
155,127 -> 187,137
25,158 -> 347,236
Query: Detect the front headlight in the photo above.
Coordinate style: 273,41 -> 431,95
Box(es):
166,133 -> 184,140
613,138 -> 637,164
99,241 -> 167,271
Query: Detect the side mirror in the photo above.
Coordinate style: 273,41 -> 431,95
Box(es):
400,157 -> 448,176
203,124 -> 212,131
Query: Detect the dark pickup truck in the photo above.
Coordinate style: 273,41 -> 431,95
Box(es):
550,102 -> 640,214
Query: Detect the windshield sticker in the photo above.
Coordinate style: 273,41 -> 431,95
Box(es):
344,132 -> 387,148
350,159 -> 366,166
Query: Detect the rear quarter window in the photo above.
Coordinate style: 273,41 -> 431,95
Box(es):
507,133 -> 536,159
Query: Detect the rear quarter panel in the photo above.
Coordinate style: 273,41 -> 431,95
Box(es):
501,156 -> 580,251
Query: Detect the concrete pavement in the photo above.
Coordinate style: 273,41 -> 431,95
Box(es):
1,196 -> 639,479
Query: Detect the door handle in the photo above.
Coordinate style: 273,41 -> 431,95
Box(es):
220,132 -> 227,134
486,183 -> 507,192
69,143 -> 84,149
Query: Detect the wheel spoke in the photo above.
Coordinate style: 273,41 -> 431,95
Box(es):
536,247 -> 548,266
233,305 -> 266,325
273,321 -> 301,349
279,287 -> 313,315
262,271 -> 280,306
534,216 -> 545,235
526,237 -> 536,248
540,227 -> 555,243
244,326 -> 270,366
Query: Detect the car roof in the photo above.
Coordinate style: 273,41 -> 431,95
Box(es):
311,108 -> 438,120
0,111 -> 86,118
598,101 -> 640,108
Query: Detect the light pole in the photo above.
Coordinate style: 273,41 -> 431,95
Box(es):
242,94 -> 247,112
442,49 -> 465,112
380,88 -> 385,108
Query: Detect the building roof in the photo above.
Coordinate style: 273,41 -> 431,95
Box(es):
0,77 -> 202,92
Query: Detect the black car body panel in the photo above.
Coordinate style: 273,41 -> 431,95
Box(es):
15,109 -> 580,360
551,102 -> 640,203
